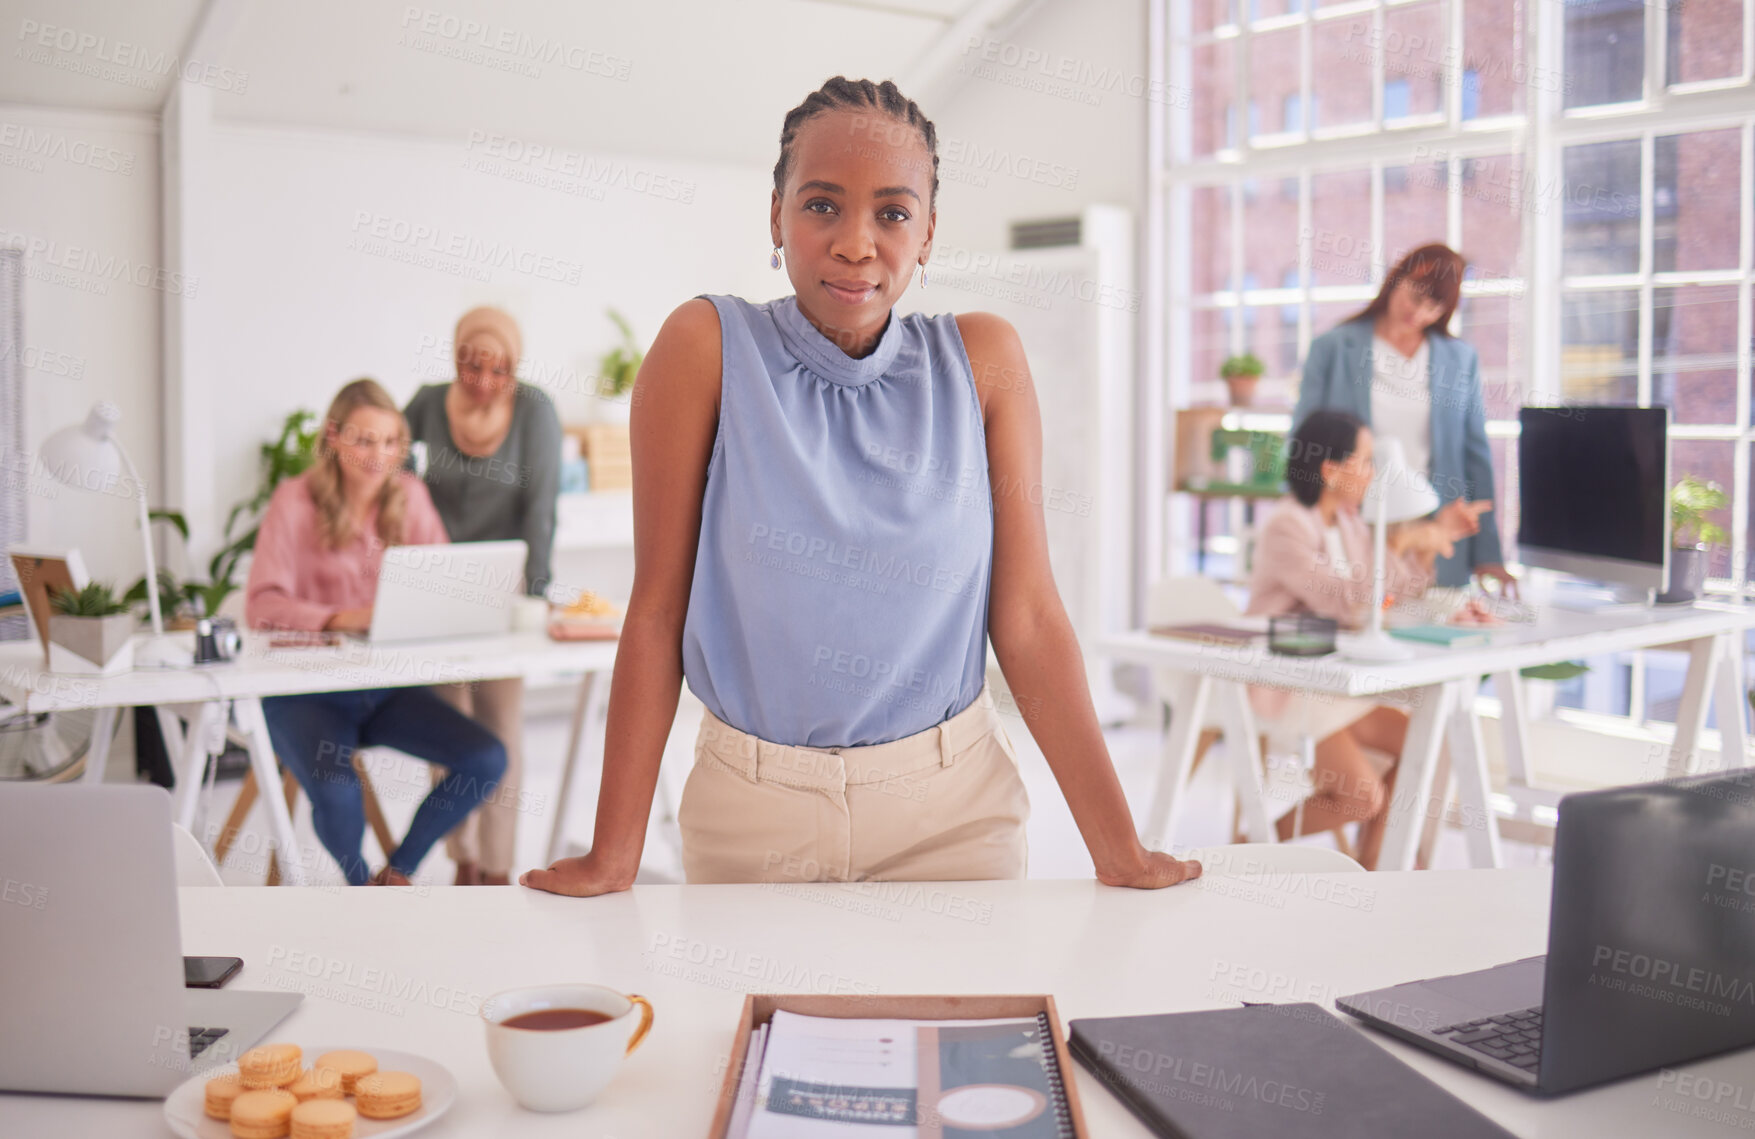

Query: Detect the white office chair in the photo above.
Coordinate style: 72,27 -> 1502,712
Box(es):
171,823 -> 224,887
1186,842 -> 1365,876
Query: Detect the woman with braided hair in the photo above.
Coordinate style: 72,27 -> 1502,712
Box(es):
523,77 -> 1201,895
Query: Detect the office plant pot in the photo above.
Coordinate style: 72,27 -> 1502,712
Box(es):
1656,546 -> 1707,604
47,613 -> 136,674
1223,375 -> 1260,407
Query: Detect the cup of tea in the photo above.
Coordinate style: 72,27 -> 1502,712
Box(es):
481,983 -> 654,1112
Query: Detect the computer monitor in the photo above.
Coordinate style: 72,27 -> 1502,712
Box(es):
1517,405 -> 1670,591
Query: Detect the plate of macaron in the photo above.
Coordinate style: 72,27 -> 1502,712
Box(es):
162,1043 -> 456,1139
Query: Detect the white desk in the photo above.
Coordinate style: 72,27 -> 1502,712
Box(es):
4,873 -> 1753,1136
1104,601 -> 1755,871
0,633 -> 619,883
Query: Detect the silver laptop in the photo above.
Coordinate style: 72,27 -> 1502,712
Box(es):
0,784 -> 301,1097
368,539 -> 527,644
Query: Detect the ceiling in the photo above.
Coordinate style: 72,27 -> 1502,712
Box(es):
0,0 -> 1036,167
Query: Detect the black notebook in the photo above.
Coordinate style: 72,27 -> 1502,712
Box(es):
1069,1004 -> 1517,1139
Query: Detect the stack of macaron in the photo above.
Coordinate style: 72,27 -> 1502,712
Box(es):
203,1044 -> 422,1138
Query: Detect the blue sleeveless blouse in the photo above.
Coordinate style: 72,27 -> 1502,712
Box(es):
680,294 -> 994,748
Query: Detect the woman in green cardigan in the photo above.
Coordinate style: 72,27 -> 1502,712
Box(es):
1292,243 -> 1515,593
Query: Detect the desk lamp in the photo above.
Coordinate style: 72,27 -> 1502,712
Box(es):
41,402 -> 189,667
1345,436 -> 1440,662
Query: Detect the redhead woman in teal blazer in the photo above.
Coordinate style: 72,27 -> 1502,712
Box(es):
1292,244 -> 1515,592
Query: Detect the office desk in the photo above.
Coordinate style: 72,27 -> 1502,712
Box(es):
4,872 -> 1753,1137
1104,601 -> 1755,871
0,633 -> 619,883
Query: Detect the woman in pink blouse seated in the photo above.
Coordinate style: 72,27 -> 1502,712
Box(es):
245,379 -> 506,886
1245,409 -> 1486,868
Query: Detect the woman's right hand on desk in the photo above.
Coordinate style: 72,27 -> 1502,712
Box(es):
324,607 -> 373,634
520,849 -> 637,897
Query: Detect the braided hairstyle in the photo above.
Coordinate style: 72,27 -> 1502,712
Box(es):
773,77 -> 939,210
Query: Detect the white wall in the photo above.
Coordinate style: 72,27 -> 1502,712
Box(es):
0,103 -> 165,587
176,120 -> 779,561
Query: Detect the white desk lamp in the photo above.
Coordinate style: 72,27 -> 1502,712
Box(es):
1344,436 -> 1440,662
41,402 -> 189,667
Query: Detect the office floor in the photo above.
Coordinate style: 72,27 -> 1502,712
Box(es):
167,686 -> 1552,887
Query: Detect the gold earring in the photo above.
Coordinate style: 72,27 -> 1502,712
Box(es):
770,246 -> 782,270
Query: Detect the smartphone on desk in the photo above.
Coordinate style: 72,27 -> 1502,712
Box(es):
184,955 -> 243,989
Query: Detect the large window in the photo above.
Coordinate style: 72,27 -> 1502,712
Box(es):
1155,0 -> 1755,725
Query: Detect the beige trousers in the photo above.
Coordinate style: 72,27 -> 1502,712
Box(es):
678,687 -> 1031,884
432,677 -> 524,875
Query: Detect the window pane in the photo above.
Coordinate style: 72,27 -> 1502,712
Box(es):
1194,0 -> 1234,35
1671,440 -> 1736,580
1191,307 -> 1232,406
1192,186 -> 1234,296
1666,0 -> 1745,85
1463,0 -> 1527,118
1553,653 -> 1633,717
1243,185 -> 1300,310
1653,285 -> 1741,426
1561,290 -> 1637,404
1383,159 -> 1449,269
1248,28 -> 1303,139
1654,130 -> 1741,273
1488,434 -> 1518,563
1313,19 -> 1374,131
1460,152 -> 1528,281
1384,2 -> 1447,121
1564,0 -> 1644,107
1240,307 -> 1300,405
1563,140 -> 1640,276
1309,170 -> 1372,288
1458,294 -> 1525,420
1192,40 -> 1236,157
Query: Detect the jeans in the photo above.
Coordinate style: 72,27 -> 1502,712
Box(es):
262,687 -> 507,886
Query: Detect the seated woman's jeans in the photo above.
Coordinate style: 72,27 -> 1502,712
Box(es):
262,687 -> 508,886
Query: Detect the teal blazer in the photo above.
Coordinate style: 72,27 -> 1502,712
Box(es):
1292,317 -> 1504,586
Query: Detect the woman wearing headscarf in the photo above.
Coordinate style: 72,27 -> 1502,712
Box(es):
405,305 -> 563,885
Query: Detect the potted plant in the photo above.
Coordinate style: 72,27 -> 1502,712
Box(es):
1220,353 -> 1265,407
1657,474 -> 1728,605
591,309 -> 644,423
48,582 -> 135,674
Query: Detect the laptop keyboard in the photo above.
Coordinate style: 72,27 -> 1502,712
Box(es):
187,1027 -> 229,1059
1432,1007 -> 1542,1070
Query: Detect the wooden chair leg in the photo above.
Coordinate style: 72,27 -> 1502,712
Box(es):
213,766 -> 260,866
266,768 -> 299,887
354,754 -> 396,861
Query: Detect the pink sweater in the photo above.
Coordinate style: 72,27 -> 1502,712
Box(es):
245,471 -> 448,631
1244,498 -> 1434,722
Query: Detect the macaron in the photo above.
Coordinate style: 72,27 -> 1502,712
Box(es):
312,1049 -> 376,1094
228,1088 -> 298,1139
286,1066 -> 345,1102
238,1042 -> 302,1088
203,1072 -> 245,1119
352,1069 -> 422,1119
289,1098 -> 356,1139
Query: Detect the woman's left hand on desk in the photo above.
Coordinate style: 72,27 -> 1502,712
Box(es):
1097,847 -> 1203,890
1474,562 -> 1519,598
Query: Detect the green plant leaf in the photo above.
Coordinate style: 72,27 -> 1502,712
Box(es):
148,509 -> 189,542
1519,660 -> 1590,682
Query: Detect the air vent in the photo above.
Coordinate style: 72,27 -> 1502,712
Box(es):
1009,217 -> 1081,250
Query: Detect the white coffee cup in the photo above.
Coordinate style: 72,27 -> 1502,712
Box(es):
482,983 -> 654,1112
510,596 -> 551,633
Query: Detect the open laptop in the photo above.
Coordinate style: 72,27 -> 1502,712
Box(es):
1338,770 -> 1755,1095
0,784 -> 301,1097
367,539 -> 527,644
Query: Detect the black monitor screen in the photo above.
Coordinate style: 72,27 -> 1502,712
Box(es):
1518,406 -> 1668,567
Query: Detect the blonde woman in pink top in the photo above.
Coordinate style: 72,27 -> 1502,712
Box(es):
1245,410 -> 1487,868
245,379 -> 507,886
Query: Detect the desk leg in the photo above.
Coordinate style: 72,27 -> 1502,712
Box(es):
232,696 -> 307,887
78,705 -> 119,784
1215,681 -> 1274,843
171,701 -> 225,831
1669,637 -> 1720,777
1493,671 -> 1534,794
1445,680 -> 1503,869
1142,673 -> 1210,851
546,670 -> 598,866
1711,632 -> 1748,771
1378,682 -> 1454,872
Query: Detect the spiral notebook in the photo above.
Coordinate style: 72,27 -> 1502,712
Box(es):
738,1010 -> 1076,1138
